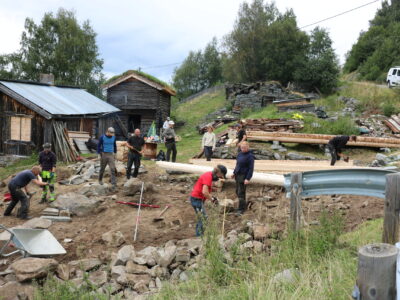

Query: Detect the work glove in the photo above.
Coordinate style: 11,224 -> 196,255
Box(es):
211,196 -> 219,205
50,172 -> 55,178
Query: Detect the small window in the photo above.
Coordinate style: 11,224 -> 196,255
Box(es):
393,69 -> 397,75
397,69 -> 400,76
10,116 -> 31,141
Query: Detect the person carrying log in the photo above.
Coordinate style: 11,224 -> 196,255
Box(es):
4,166 -> 48,219
38,143 -> 57,203
201,126 -> 216,161
190,165 -> 227,236
163,120 -> 177,162
232,142 -> 254,216
327,135 -> 357,166
98,127 -> 117,189
126,129 -> 145,179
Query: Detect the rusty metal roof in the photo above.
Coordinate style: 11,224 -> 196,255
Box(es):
0,80 -> 119,119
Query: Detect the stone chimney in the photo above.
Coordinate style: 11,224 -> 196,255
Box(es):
39,74 -> 55,85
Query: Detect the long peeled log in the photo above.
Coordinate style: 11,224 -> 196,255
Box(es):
156,161 -> 285,186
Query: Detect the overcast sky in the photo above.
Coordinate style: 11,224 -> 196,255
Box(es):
0,0 -> 383,83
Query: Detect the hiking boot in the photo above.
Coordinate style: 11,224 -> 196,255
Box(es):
19,215 -> 33,220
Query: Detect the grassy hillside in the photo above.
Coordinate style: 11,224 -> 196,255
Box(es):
169,81 -> 400,164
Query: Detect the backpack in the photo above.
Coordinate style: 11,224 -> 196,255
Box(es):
156,150 -> 166,161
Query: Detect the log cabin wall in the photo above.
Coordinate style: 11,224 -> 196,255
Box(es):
0,92 -> 44,155
106,78 -> 171,139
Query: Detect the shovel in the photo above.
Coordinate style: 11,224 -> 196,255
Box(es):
153,205 -> 171,222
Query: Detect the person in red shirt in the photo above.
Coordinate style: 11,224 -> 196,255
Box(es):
190,165 -> 227,236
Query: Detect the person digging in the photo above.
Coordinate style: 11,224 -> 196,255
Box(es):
39,142 -> 57,203
327,135 -> 357,166
4,166 -> 48,219
190,165 -> 227,237
126,128 -> 145,179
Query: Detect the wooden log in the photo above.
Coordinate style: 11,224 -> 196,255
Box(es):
356,243 -> 398,300
248,134 -> 400,148
155,161 -> 285,186
383,173 -> 400,244
289,172 -> 302,231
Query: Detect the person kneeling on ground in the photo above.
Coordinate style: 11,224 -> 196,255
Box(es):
232,142 -> 254,216
327,135 -> 357,166
39,142 -> 57,203
190,165 -> 227,236
201,126 -> 216,161
4,166 -> 48,219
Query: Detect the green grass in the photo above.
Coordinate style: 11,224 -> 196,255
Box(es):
0,153 -> 39,180
170,89 -> 228,162
153,210 -> 383,300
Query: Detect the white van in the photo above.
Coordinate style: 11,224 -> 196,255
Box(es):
387,67 -> 400,88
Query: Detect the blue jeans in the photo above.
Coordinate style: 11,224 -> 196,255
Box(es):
191,196 -> 207,236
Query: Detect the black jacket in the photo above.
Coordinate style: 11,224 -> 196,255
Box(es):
328,136 -> 350,151
234,151 -> 254,180
39,151 -> 57,171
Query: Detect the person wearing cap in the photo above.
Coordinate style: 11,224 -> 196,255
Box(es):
97,127 -> 118,189
201,126 -> 216,161
163,120 -> 177,162
232,142 -> 254,216
161,117 -> 170,137
4,166 -> 48,219
190,165 -> 227,236
38,143 -> 57,202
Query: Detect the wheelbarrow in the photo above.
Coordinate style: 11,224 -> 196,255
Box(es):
0,224 -> 66,257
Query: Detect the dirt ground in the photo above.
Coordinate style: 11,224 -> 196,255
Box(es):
0,160 -> 384,267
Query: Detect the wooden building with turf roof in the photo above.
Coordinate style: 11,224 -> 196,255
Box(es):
102,70 -> 176,139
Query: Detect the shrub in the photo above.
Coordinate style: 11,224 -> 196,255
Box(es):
382,102 -> 400,117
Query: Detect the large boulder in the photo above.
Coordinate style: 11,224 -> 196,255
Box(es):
68,258 -> 102,271
22,217 -> 52,229
79,183 -> 109,196
102,230 -> 126,247
11,257 -> 58,282
115,245 -> 135,266
51,193 -> 101,216
154,245 -> 177,267
0,281 -> 35,300
123,178 -> 156,196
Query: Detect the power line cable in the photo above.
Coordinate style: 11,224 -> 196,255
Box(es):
300,0 -> 381,29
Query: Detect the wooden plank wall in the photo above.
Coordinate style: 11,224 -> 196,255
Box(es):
0,92 -> 44,155
106,78 -> 171,134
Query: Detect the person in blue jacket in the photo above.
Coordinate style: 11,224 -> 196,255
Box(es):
232,141 -> 254,216
97,127 -> 117,189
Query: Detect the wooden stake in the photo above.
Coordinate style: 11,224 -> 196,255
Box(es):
356,243 -> 398,299
383,173 -> 400,244
289,172 -> 302,231
133,182 -> 144,242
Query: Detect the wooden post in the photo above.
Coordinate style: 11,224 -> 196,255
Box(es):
383,173 -> 400,244
290,172 -> 302,231
356,243 -> 398,300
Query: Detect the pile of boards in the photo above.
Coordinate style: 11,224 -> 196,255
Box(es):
273,98 -> 315,112
244,118 -> 303,132
198,115 -> 238,134
247,131 -> 400,148
384,115 -> 400,134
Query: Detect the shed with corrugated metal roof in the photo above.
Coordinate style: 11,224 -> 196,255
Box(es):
0,79 -> 119,156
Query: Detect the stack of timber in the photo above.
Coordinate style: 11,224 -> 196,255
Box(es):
67,131 -> 91,154
244,118 -> 303,132
52,122 -> 79,163
247,131 -> 400,148
189,159 -> 368,174
198,115 -> 238,134
273,98 -> 315,112
383,115 -> 400,133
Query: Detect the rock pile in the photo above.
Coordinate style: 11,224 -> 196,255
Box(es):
370,152 -> 400,167
0,223 -> 272,299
